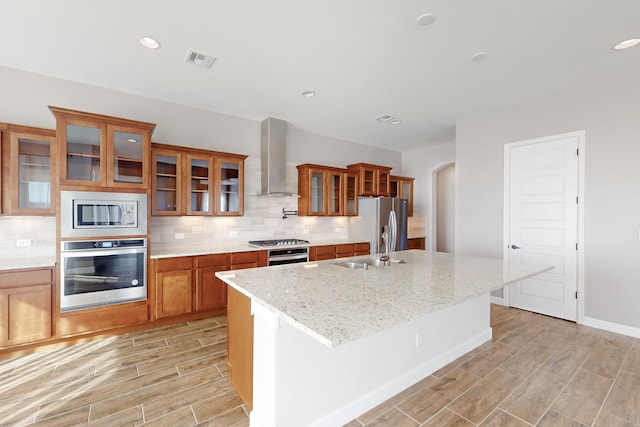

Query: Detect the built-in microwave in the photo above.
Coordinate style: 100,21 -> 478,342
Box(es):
61,191 -> 147,238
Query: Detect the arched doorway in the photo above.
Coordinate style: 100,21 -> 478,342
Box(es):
432,163 -> 455,253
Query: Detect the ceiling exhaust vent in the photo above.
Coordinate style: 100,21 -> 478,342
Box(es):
185,49 -> 217,69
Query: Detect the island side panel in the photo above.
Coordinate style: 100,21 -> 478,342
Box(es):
227,286 -> 254,410
251,293 -> 492,427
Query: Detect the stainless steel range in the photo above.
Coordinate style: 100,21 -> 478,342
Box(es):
249,239 -> 310,266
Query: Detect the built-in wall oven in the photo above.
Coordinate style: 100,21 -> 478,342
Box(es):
59,190 -> 148,311
60,238 -> 147,312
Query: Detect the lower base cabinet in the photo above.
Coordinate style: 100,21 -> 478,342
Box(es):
0,268 -> 52,348
155,257 -> 193,319
310,242 -> 370,261
196,254 -> 228,312
408,237 -> 426,250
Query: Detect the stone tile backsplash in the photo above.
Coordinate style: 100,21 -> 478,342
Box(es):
0,216 -> 56,260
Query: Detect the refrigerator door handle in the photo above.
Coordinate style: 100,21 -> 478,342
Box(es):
388,210 -> 397,253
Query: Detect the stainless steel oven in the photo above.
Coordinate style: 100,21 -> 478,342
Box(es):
248,239 -> 309,266
60,238 -> 147,311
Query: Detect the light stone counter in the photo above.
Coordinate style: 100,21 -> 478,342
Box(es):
217,250 -> 552,426
0,257 -> 56,271
217,250 -> 552,348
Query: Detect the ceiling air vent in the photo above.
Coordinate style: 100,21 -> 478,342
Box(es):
185,49 -> 217,69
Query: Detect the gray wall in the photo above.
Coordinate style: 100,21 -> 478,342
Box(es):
456,74 -> 640,330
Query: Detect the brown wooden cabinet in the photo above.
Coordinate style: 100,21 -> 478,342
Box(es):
344,171 -> 359,216
408,237 -> 426,250
0,267 -> 52,348
309,242 -> 370,261
227,285 -> 254,410
1,124 -> 57,215
150,250 -> 266,320
347,163 -> 392,197
195,254 -> 228,312
390,175 -> 415,217
152,143 -> 247,217
49,106 -> 155,190
154,257 -> 193,319
297,164 -> 351,216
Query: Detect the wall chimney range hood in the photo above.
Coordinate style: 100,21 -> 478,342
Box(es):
260,117 -> 296,197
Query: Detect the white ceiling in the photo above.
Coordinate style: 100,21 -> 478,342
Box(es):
2,0 -> 640,151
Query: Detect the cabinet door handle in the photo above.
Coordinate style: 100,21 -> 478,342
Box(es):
510,245 -> 521,249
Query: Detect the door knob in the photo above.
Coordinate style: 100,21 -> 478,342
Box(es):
511,244 -> 521,249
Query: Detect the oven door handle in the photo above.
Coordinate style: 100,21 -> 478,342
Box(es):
60,247 -> 146,258
268,254 -> 308,262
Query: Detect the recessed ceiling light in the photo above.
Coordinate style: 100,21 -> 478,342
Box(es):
140,36 -> 160,49
471,51 -> 489,62
416,13 -> 436,26
389,119 -> 402,125
614,38 -> 640,50
302,91 -> 316,98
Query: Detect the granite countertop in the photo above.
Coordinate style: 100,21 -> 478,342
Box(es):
0,257 -> 56,271
216,250 -> 552,348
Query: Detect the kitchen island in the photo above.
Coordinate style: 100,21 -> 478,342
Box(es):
216,250 -> 552,427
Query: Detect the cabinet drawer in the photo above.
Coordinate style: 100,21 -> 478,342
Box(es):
354,242 -> 370,254
231,262 -> 259,270
314,245 -> 335,257
196,253 -> 228,268
335,244 -> 354,257
230,251 -> 259,265
156,257 -> 193,272
0,268 -> 52,288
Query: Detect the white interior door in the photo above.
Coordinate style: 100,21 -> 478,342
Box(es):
506,134 -> 579,321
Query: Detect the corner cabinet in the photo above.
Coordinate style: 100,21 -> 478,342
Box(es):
347,163 -> 391,197
151,143 -> 247,217
1,124 -> 57,215
390,175 -> 415,216
49,106 -> 155,190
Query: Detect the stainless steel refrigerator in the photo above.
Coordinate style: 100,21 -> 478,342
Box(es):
357,197 -> 408,255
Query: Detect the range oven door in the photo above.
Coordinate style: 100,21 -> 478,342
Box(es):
268,247 -> 309,266
60,239 -> 147,312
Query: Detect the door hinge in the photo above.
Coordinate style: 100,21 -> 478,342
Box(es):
576,148 -> 579,156
575,291 -> 578,299
576,196 -> 579,204
576,243 -> 578,250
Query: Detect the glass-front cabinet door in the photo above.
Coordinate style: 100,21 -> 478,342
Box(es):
328,170 -> 342,216
310,169 -> 325,215
152,149 -> 182,215
216,156 -> 244,216
108,125 -> 149,189
61,121 -> 105,186
2,127 -> 57,215
344,172 -> 358,216
377,168 -> 390,196
187,154 -> 213,215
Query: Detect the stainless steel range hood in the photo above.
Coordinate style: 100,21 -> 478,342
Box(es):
260,117 -> 296,196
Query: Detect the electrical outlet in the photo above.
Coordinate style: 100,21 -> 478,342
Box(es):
303,229 -> 309,235
16,239 -> 32,247
175,233 -> 185,240
415,332 -> 422,348
229,231 -> 238,237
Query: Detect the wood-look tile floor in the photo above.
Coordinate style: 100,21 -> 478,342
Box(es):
0,316 -> 248,426
1,306 -> 639,426
347,305 -> 640,427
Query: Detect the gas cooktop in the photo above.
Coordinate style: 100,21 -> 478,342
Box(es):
248,239 -> 310,248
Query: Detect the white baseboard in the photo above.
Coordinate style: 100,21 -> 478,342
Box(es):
490,296 -> 506,306
581,316 -> 640,339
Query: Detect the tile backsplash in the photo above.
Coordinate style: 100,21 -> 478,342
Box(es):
0,216 -> 56,260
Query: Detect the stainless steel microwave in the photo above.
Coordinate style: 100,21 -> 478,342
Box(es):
61,191 -> 147,238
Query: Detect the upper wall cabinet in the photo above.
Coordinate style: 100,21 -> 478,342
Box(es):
1,124 -> 57,215
346,163 -> 391,197
390,175 -> 415,217
297,164 -> 347,216
49,106 -> 155,190
151,143 -> 247,217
